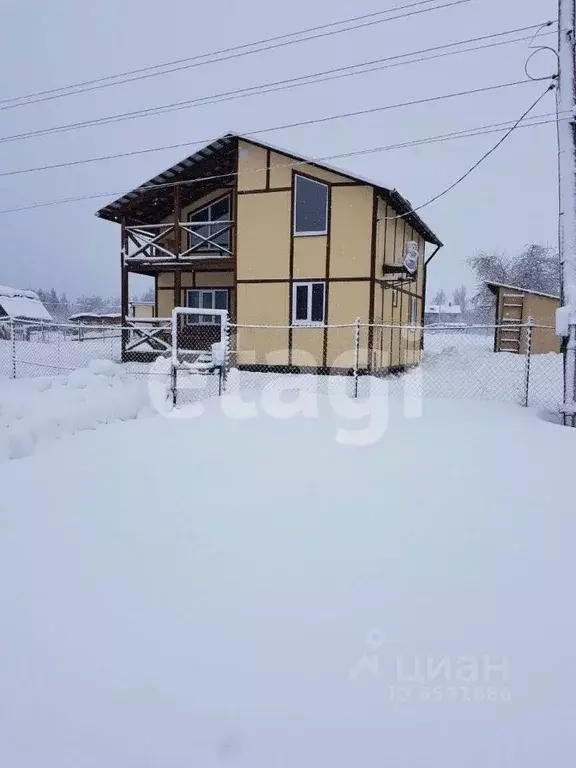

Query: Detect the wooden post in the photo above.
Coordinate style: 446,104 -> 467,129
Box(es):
120,216 -> 129,361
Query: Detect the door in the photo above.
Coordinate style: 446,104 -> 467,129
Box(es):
183,288 -> 229,350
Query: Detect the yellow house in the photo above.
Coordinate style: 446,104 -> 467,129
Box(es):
96,133 -> 442,372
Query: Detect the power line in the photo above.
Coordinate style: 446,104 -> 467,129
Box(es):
384,82 -> 556,220
0,25 -> 554,148
0,99 -> 565,216
0,0 -> 472,110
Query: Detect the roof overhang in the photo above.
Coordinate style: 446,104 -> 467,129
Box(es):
95,132 -> 442,246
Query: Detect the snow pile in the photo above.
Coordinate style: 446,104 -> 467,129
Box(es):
0,359 -> 152,461
0,398 -> 575,767
0,284 -> 40,300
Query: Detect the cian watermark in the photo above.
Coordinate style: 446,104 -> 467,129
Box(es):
349,630 -> 511,704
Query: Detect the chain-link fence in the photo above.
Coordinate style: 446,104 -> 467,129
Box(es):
0,317 -> 563,414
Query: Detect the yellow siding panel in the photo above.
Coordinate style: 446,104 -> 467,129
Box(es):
329,186 -> 374,278
267,148 -> 356,186
194,271 -> 234,287
236,191 -> 291,280
291,327 -> 324,368
269,151 -> 293,189
236,282 -> 290,365
326,281 -> 370,367
237,140 -> 267,191
157,289 -> 174,318
158,272 -> 174,289
293,236 -> 328,279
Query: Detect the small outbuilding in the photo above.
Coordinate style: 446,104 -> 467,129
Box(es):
486,281 -> 560,354
0,285 -> 52,323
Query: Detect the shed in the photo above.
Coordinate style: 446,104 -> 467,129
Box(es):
68,313 -> 122,326
129,301 -> 156,319
0,285 -> 52,322
486,281 -> 560,354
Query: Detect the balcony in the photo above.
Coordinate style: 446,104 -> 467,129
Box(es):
123,220 -> 234,266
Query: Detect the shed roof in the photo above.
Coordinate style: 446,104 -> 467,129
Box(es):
95,133 -> 442,246
0,285 -> 52,322
485,281 -> 560,301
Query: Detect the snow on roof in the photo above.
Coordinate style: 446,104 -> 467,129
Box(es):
425,304 -> 462,315
69,312 -> 121,321
485,281 -> 560,300
0,285 -> 52,321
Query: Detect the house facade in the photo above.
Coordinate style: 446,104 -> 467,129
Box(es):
486,281 -> 561,354
96,134 -> 442,371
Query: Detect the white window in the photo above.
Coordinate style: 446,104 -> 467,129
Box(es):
408,296 -> 418,325
187,195 -> 231,252
293,175 -> 328,236
292,281 -> 325,325
186,289 -> 228,324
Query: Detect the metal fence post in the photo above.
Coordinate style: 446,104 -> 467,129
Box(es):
523,316 -> 534,407
221,318 -> 232,394
10,318 -> 16,379
353,317 -> 361,398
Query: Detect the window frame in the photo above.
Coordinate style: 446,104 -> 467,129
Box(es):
293,174 -> 329,237
187,194 -> 232,253
292,281 -> 326,326
185,288 -> 229,325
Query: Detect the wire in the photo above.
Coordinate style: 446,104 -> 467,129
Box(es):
0,0 -> 472,110
0,74 -> 537,150
0,27 -> 554,149
384,82 -> 557,220
0,98 -> 565,216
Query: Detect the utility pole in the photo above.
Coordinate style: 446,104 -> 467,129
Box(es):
558,0 -> 576,427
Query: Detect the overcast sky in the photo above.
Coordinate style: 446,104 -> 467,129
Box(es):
0,0 -> 559,304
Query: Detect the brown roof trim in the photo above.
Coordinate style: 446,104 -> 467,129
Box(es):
485,281 -> 560,301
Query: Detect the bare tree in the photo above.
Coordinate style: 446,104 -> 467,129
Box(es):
452,285 -> 467,313
433,288 -> 446,307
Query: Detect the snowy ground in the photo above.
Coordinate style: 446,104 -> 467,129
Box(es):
0,360 -> 153,460
0,397 -> 574,767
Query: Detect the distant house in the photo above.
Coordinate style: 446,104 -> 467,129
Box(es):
0,285 -> 52,323
424,303 -> 462,325
129,301 -> 155,319
486,281 -> 560,354
68,312 -> 122,326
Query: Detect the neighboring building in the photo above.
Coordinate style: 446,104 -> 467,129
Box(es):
68,312 -> 122,326
96,133 -> 442,371
0,285 -> 52,323
424,303 -> 462,325
486,281 -> 561,354
129,301 -> 156,319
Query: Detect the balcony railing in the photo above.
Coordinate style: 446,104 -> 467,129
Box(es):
124,221 -> 234,264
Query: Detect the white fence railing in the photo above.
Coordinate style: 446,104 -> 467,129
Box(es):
0,318 -> 563,413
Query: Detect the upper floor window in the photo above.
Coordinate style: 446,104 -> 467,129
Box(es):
293,175 -> 328,236
188,195 -> 231,253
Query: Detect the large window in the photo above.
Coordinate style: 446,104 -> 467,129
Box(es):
292,281 -> 325,325
186,289 -> 228,324
293,175 -> 328,235
187,195 -> 231,253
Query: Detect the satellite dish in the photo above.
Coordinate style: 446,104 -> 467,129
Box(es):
403,241 -> 419,274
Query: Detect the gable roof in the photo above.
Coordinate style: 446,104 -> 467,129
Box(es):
485,281 -> 560,301
95,133 -> 442,246
0,285 -> 52,322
